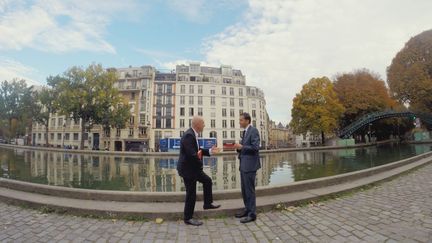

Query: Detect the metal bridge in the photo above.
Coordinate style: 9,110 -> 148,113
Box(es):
338,110 -> 432,139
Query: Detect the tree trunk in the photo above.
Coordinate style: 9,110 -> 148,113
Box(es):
321,131 -> 325,145
45,123 -> 49,147
80,119 -> 85,150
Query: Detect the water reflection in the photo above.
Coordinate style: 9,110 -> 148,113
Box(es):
1,143 -> 431,192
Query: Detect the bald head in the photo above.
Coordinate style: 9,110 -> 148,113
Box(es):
192,116 -> 205,133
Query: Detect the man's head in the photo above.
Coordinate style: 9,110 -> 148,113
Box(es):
239,112 -> 251,129
191,116 -> 205,133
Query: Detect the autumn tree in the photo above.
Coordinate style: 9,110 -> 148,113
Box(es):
290,77 -> 345,144
387,29 -> 432,113
334,69 -> 398,127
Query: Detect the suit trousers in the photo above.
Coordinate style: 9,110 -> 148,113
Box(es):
183,171 -> 213,220
240,171 -> 257,218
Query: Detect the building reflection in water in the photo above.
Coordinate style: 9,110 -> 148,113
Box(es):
0,143 -> 430,192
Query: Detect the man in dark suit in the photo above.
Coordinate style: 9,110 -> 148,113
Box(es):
177,116 -> 221,226
233,112 -> 261,223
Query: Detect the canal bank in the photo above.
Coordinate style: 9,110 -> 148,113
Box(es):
0,139 -> 400,157
0,143 -> 431,220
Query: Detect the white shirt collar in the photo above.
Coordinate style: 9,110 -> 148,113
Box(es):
191,127 -> 199,138
245,124 -> 252,132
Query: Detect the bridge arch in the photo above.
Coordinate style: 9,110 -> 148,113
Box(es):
338,110 -> 432,139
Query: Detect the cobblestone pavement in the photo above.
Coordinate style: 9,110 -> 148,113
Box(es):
1,164 -> 432,243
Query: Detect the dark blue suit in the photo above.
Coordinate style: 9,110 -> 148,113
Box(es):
237,125 -> 261,218
177,128 -> 213,220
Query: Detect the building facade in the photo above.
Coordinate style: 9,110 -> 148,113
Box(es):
31,63 -> 269,152
268,121 -> 294,148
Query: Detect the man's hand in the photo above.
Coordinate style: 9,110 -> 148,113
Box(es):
198,150 -> 203,160
210,145 -> 221,154
233,143 -> 243,150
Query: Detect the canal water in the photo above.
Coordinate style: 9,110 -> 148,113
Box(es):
0,142 -> 431,192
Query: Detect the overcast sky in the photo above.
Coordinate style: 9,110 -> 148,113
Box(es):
1,0 -> 431,124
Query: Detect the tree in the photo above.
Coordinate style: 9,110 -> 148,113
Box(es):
290,77 -> 345,144
387,29 -> 432,113
334,69 -> 399,126
0,79 -> 37,139
34,80 -> 59,147
51,64 -> 130,149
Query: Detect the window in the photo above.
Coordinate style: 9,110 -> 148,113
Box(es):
222,108 -> 227,117
231,131 -> 235,138
198,107 -> 203,116
129,128 -> 134,136
210,131 -> 217,138
180,119 -> 185,128
222,87 -> 226,95
211,119 -> 216,128
222,120 -> 227,128
166,108 -> 172,117
58,118 -> 63,126
65,133 -> 70,140
180,96 -> 185,105
50,133 -> 54,140
189,119 -> 192,127
230,120 -> 235,128
198,85 -> 203,94
239,98 -> 244,107
198,96 -> 203,105
180,107 -> 185,116
223,131 -> 227,138
211,97 -> 216,106
252,110 -> 256,118
74,133 -> 79,140
230,98 -> 234,106
156,119 -> 161,128
180,85 -> 185,94
189,108 -> 194,116
157,84 -> 163,94
189,85 -> 194,94
253,120 -> 257,127
156,96 -> 162,105
239,109 -> 243,115
230,87 -> 234,96
230,109 -> 235,117
222,98 -> 227,107
57,133 -> 62,140
156,108 -> 161,117
166,119 -> 171,128
166,84 -> 172,94
239,88 -> 243,96
210,89 -> 215,95
189,96 -> 194,105
166,96 -> 172,105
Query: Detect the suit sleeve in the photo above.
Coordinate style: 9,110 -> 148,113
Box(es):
182,133 -> 202,166
201,148 -> 210,157
241,128 -> 260,153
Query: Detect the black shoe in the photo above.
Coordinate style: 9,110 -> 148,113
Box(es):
240,216 -> 256,224
184,218 -> 203,226
235,211 -> 248,218
203,204 -> 221,210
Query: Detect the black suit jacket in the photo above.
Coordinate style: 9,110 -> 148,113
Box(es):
237,126 -> 261,172
177,128 -> 210,179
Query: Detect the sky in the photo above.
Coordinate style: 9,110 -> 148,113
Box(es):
1,0 -> 432,124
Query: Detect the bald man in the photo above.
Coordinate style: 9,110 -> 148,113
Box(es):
177,116 -> 221,226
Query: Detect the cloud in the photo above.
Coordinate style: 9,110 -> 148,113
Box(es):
0,58 -> 44,86
0,0 -> 143,53
166,0 -> 246,23
202,0 -> 432,123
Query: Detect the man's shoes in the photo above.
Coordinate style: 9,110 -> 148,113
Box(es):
203,204 -> 221,210
184,218 -> 203,226
240,216 -> 256,224
235,211 -> 248,218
